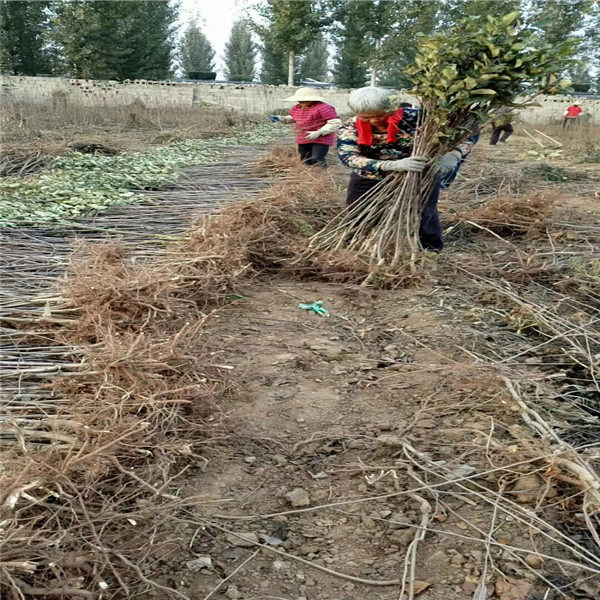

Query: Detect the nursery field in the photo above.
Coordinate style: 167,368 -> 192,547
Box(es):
1,114 -> 599,600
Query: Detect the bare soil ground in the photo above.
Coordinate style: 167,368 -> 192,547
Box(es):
2,125 -> 598,600
137,136 -> 599,600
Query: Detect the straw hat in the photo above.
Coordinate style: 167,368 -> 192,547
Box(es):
284,87 -> 326,102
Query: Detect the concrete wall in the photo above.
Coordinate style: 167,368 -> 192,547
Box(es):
1,75 -> 598,124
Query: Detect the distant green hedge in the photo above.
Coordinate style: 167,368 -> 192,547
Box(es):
187,71 -> 216,81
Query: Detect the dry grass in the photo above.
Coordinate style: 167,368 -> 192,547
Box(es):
527,122 -> 600,162
0,99 -> 261,155
460,191 -> 557,237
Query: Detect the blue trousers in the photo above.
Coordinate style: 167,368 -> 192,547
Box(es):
345,172 -> 444,251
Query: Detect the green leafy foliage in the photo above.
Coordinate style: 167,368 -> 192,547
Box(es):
253,0 -> 326,85
298,32 -> 329,81
0,125 -> 280,227
179,21 -> 215,76
53,1 -> 176,80
0,1 -> 53,75
224,19 -> 256,82
405,12 -> 579,152
331,0 -> 369,87
259,34 -> 291,84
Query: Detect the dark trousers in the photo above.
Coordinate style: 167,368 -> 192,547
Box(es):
298,143 -> 329,167
490,123 -> 513,145
563,117 -> 578,128
346,172 -> 443,251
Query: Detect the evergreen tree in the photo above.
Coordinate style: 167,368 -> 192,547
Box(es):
53,1 -> 175,80
298,33 -> 328,81
254,0 -> 326,86
224,19 -> 256,82
179,21 -> 215,77
0,0 -> 52,75
260,33 -> 291,84
331,1 -> 368,87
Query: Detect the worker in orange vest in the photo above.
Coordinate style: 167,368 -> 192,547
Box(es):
563,103 -> 583,127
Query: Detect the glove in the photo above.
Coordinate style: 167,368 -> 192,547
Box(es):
429,152 -> 460,178
305,119 -> 342,141
267,115 -> 280,122
379,156 -> 428,173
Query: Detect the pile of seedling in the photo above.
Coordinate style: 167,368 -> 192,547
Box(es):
308,12 -> 577,274
0,152 -> 343,599
0,124 -> 280,226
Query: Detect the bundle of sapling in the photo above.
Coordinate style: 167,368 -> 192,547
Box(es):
308,12 -> 577,272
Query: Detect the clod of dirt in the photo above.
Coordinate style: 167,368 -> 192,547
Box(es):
225,532 -> 259,547
495,577 -> 532,600
272,560 -> 288,571
225,584 -> 243,599
185,556 -> 212,572
524,553 -> 544,569
512,473 -> 544,503
272,454 -> 287,466
377,433 -> 403,447
285,487 -> 311,507
412,581 -> 431,595
218,547 -> 247,562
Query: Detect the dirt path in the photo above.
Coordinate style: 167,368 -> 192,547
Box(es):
148,273 -> 597,599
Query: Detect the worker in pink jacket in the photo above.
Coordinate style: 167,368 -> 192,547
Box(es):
268,87 -> 341,167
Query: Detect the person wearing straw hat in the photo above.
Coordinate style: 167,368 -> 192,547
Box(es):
267,87 -> 341,167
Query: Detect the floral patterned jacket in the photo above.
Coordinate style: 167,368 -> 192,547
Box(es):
337,109 -> 478,184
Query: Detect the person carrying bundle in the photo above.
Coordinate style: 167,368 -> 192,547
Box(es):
267,87 -> 341,167
489,109 -> 516,145
337,87 -> 477,251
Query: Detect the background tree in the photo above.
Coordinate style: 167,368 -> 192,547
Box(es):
53,1 -> 176,80
179,21 -> 215,77
528,0 -> 591,46
0,0 -> 53,75
259,34 -> 289,84
441,0 -> 523,26
331,0 -> 368,88
584,0 -> 599,92
254,0 -> 325,86
224,18 -> 256,82
298,32 -> 328,81
378,0 -> 442,88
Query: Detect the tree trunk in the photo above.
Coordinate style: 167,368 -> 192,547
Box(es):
370,38 -> 380,86
288,50 -> 294,86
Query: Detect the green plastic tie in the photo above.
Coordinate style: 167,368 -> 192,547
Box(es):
298,300 -> 330,317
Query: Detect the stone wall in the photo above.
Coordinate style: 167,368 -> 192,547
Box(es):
1,75 -> 598,124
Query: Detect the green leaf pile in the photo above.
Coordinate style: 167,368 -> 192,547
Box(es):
0,124 -> 280,227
